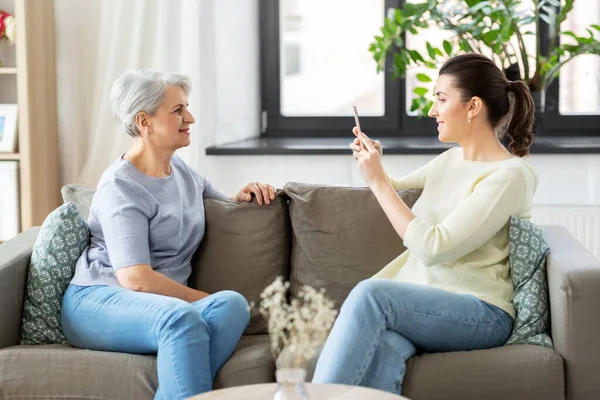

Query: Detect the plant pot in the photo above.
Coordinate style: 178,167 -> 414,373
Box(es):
531,90 -> 545,135
273,368 -> 310,400
504,63 -> 522,82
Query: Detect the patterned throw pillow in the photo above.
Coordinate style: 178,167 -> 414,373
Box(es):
20,202 -> 90,345
505,216 -> 553,348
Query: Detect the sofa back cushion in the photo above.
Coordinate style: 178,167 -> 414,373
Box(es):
189,193 -> 291,335
284,182 -> 421,309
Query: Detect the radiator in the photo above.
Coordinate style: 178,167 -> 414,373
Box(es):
531,206 -> 600,260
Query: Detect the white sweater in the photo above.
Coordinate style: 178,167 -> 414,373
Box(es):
373,147 -> 538,318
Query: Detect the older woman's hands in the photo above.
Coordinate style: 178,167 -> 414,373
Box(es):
234,182 -> 276,205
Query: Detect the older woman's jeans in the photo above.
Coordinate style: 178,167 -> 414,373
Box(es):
61,284 -> 250,400
312,279 -> 514,395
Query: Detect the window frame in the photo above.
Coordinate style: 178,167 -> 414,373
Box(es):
259,0 -> 599,138
540,14 -> 600,135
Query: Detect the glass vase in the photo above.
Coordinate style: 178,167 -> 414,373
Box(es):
273,368 -> 310,400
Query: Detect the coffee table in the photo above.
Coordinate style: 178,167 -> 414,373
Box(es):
188,383 -> 409,399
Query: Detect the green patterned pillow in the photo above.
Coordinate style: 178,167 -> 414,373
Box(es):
505,216 -> 553,348
20,202 -> 90,345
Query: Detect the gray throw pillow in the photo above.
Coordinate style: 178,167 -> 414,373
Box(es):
20,202 -> 90,345
505,216 -> 553,348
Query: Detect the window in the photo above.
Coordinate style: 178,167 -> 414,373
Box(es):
260,0 -> 600,137
279,0 -> 385,117
543,0 -> 600,133
283,43 -> 301,76
559,0 -> 600,115
261,0 -> 402,136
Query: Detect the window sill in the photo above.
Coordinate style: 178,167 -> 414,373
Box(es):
205,135 -> 600,156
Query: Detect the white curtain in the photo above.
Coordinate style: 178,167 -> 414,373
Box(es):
54,0 -> 259,188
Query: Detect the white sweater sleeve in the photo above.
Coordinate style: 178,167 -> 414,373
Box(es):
386,148 -> 455,191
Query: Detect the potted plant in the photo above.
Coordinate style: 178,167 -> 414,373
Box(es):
255,277 -> 337,400
369,0 -> 600,123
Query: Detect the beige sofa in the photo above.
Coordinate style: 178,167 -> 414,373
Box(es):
1,182 -> 599,400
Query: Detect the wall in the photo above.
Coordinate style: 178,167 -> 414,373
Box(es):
53,0 -> 260,187
204,153 -> 600,206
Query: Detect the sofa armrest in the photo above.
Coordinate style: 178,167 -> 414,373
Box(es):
0,227 -> 39,350
542,225 -> 600,400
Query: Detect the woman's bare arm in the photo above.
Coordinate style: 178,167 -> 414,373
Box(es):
116,264 -> 210,302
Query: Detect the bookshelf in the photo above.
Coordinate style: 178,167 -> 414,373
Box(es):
0,153 -> 20,160
0,0 -> 60,237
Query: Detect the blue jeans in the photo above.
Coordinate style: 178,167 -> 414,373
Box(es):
61,284 -> 250,400
312,279 -> 513,395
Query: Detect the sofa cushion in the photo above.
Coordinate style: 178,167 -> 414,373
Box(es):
505,216 -> 553,348
19,202 -> 90,345
0,344 -> 158,399
190,193 -> 291,334
300,343 -> 563,400
284,182 -> 421,307
0,335 -> 274,398
214,334 -> 275,389
0,345 -> 158,400
61,184 -> 95,221
401,345 -> 564,400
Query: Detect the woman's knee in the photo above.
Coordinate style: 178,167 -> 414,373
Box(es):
213,291 -> 250,328
346,279 -> 384,303
160,302 -> 209,337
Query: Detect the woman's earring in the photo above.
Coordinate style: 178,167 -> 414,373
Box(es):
468,118 -> 471,126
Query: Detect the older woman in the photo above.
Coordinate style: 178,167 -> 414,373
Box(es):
61,70 -> 276,400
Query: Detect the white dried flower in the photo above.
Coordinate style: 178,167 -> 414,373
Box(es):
254,276 -> 338,369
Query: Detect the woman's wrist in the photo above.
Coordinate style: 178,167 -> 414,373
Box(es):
369,175 -> 393,194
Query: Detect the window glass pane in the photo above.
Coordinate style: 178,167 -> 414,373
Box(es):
404,15 -> 452,116
280,0 -> 385,117
405,1 -> 536,115
559,0 -> 600,115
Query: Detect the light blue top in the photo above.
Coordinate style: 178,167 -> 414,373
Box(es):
71,154 -> 230,287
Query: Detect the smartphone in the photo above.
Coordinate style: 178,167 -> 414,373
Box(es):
352,105 -> 361,137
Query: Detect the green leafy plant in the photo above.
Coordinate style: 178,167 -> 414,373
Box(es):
369,0 -> 600,116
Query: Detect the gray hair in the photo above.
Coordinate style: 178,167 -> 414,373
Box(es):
110,70 -> 192,137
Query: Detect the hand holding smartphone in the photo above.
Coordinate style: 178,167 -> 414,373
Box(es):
352,105 -> 366,151
351,105 -> 382,156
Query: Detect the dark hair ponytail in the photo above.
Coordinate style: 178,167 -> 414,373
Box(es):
505,80 -> 535,157
439,53 -> 535,157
